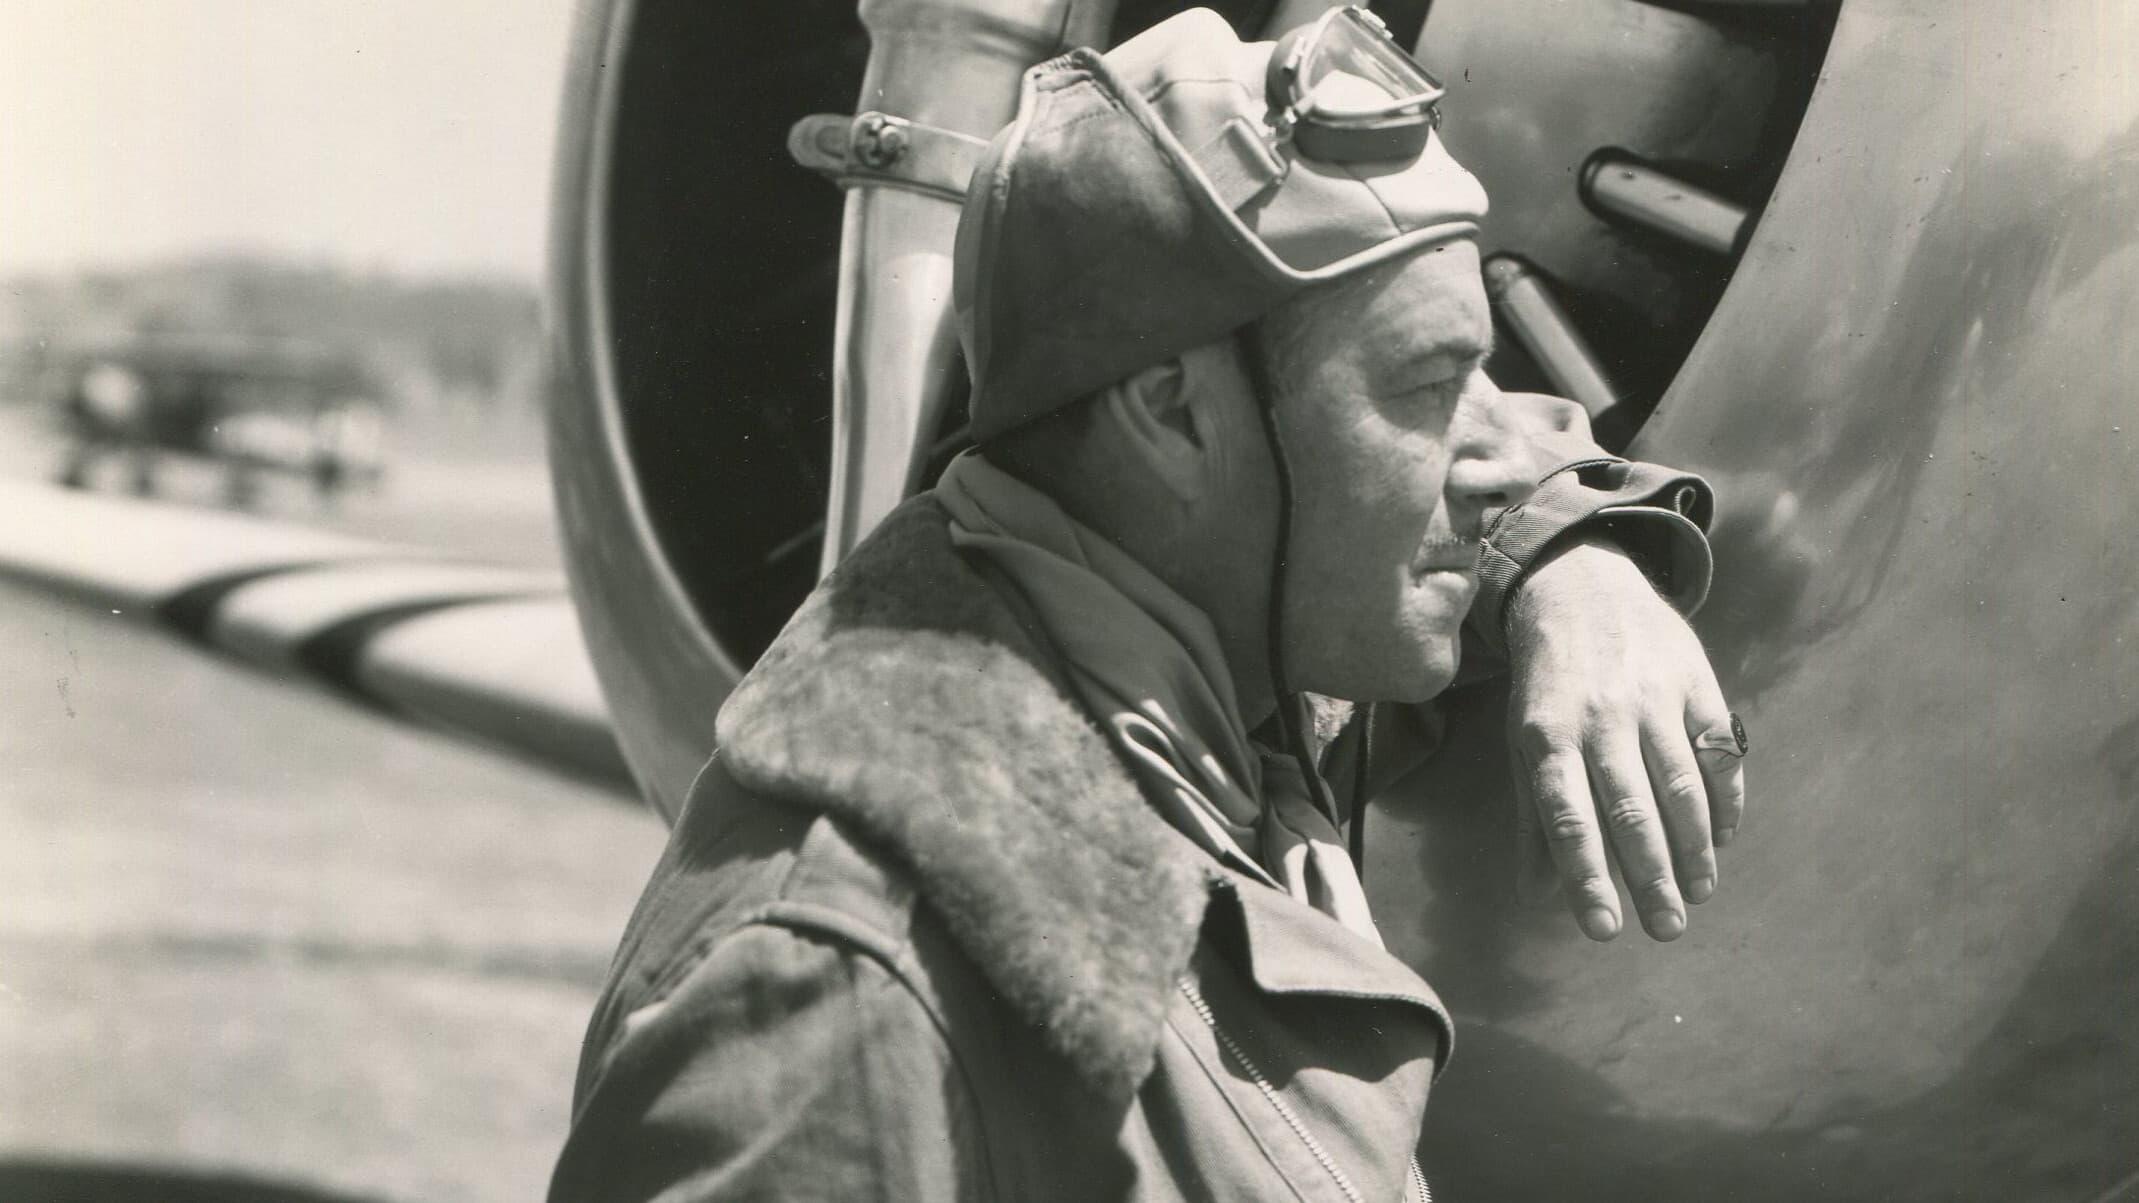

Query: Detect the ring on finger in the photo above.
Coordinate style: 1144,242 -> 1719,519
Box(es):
1694,712 -> 1749,758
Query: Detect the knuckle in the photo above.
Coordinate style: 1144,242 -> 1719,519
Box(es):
1580,692 -> 1634,727
1514,719 -> 1578,761
1633,872 -> 1677,899
1544,811 -> 1593,846
1603,797 -> 1653,836
1661,771 -> 1707,808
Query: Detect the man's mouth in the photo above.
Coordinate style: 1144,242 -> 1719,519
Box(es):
1414,535 -> 1483,574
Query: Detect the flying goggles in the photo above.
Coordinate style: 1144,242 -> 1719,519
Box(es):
1265,6 -> 1445,163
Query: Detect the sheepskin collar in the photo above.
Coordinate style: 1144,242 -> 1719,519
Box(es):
714,495 -> 1213,1100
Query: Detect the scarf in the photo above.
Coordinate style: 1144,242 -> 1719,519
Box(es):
935,453 -> 1381,945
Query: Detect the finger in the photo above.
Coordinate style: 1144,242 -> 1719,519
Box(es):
1515,728 -> 1621,940
1697,746 -> 1747,847
1640,718 -> 1716,905
1587,727 -> 1686,941
1510,765 -> 1559,906
1686,694 -> 1749,846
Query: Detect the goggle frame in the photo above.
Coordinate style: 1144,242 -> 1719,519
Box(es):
1266,6 -> 1447,163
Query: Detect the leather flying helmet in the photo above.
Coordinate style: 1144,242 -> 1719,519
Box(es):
954,6 -> 1489,441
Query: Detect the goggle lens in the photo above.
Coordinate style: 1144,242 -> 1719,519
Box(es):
1300,11 -> 1441,117
1270,7 -> 1444,162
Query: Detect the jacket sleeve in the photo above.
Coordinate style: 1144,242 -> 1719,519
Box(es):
1323,397 -> 1719,807
549,923 -> 992,1203
1465,392 -> 1717,661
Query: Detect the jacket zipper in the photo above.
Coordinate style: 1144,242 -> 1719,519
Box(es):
1182,977 -> 1439,1202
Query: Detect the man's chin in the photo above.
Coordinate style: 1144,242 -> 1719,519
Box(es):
1401,649 -> 1461,704
1337,636 -> 1460,706
1391,603 -> 1466,694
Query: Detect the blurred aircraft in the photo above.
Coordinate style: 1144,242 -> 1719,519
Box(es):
5,0 -> 2134,1199
43,331 -> 387,506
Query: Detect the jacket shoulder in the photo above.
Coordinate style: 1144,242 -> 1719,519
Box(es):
564,760 -> 1044,1198
553,890 -> 998,1202
609,757 -> 933,1009
578,757 -> 992,1085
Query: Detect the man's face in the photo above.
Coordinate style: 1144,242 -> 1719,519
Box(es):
1259,244 -> 1536,702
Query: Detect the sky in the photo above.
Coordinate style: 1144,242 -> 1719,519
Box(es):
0,0 -> 575,282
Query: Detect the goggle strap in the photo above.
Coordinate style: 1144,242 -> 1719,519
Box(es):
1188,116 -> 1287,212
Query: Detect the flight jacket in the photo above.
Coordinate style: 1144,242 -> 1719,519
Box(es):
550,405 -> 1712,1202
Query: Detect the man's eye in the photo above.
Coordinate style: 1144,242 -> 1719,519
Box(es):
1388,353 -> 1483,411
1410,369 -> 1469,402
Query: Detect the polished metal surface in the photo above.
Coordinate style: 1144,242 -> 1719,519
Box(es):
1582,149 -> 1748,256
1483,253 -> 1619,417
821,188 -> 966,575
818,0 -> 1120,576
546,0 -> 725,816
1375,1 -> 2139,1196
1412,0 -> 1812,422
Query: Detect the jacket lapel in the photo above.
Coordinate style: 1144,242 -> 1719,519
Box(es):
715,495 -> 1215,1100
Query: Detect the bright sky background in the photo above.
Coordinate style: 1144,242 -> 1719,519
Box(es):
0,0 -> 574,281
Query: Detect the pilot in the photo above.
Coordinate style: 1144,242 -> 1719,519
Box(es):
551,8 -> 1746,1200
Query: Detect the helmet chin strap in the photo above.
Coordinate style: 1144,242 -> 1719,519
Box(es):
1237,328 -> 1368,873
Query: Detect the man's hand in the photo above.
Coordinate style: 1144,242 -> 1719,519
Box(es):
1503,534 -> 1746,942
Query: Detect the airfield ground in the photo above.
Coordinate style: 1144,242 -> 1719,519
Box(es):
0,399 -> 666,1202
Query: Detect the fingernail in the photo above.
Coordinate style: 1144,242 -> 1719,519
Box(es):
1686,875 -> 1715,905
1715,826 -> 1736,848
1648,909 -> 1686,941
1580,907 -> 1620,941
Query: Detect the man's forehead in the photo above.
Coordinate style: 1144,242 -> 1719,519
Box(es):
1292,240 -> 1490,360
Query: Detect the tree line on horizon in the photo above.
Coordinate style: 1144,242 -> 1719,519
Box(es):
0,255 -> 544,412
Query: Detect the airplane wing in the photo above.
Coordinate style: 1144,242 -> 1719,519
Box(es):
0,478 -> 631,794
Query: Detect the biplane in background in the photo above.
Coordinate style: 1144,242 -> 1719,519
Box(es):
43,331 -> 386,506
3,0 -> 2134,1199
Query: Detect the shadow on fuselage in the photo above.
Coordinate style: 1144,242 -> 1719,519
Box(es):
1417,825 -> 2139,1202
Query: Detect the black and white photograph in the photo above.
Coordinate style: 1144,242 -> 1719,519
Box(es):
1,2 -> 2132,1200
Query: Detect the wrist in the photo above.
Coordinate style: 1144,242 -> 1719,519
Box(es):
1506,533 -> 1655,634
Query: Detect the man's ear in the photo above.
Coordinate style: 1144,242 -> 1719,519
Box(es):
1100,346 -> 1228,504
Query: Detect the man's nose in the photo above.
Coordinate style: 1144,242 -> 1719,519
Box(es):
1444,374 -> 1540,521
